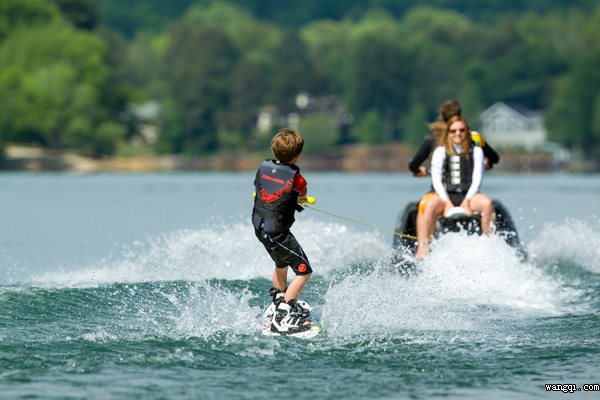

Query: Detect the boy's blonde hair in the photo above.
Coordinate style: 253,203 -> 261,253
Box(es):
271,128 -> 304,162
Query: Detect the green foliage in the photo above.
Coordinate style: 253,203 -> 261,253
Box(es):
399,7 -> 474,107
92,0 -> 599,34
0,67 -> 23,140
347,33 -> 410,141
349,8 -> 402,42
217,128 -> 245,150
50,0 -> 98,30
546,75 -> 582,148
0,22 -> 108,85
400,6 -> 472,51
269,32 -> 320,113
91,121 -> 124,157
351,109 -> 385,144
592,96 -> 600,142
547,51 -> 600,155
184,2 -> 281,54
164,24 -> 238,153
345,10 -> 413,141
94,0 -> 193,37
301,20 -> 353,94
229,58 -> 272,132
114,32 -> 166,99
0,0 -> 60,39
584,6 -> 600,53
0,12 -> 125,155
15,63 -> 86,148
155,98 -> 183,154
545,4 -> 600,157
475,14 -> 568,109
399,105 -> 428,149
2,0 -> 600,164
298,112 -> 340,153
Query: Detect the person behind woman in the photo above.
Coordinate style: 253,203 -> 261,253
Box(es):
415,115 -> 495,259
408,100 -> 499,176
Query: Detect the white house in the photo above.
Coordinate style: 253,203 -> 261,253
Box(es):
478,102 -> 546,150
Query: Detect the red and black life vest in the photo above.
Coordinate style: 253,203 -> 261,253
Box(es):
443,149 -> 474,194
252,160 -> 301,233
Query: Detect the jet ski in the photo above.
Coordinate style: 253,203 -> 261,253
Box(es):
392,199 -> 527,267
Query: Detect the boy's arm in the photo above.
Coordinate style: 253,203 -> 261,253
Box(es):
294,174 -> 307,198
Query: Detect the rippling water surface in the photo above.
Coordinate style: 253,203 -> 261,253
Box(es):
1,172 -> 599,399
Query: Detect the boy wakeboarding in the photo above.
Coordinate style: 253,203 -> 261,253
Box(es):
252,128 -> 313,334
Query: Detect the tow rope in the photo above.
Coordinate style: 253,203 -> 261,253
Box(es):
254,193 -> 418,240
302,204 -> 418,241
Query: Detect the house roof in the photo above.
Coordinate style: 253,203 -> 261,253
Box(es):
479,101 -> 541,122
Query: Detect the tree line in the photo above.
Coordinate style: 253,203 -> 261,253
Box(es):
1,0 -> 599,161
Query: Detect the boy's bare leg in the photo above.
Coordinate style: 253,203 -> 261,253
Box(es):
273,267 -> 288,292
284,274 -> 311,302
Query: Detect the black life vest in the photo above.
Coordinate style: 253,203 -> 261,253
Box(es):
252,160 -> 301,233
443,149 -> 474,194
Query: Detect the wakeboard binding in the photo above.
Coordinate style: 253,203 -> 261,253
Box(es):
271,300 -> 312,334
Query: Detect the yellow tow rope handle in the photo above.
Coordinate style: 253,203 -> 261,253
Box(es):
252,192 -> 316,204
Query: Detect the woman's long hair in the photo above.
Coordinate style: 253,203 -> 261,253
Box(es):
427,121 -> 446,141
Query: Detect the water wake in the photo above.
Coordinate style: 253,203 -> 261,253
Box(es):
30,220 -> 386,288
323,232 -> 583,340
163,281 -> 259,339
13,219 -> 592,343
528,218 -> 600,273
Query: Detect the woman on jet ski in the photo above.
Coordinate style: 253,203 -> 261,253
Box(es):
415,115 -> 495,259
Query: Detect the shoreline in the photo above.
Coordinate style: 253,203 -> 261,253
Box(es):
0,144 -> 588,173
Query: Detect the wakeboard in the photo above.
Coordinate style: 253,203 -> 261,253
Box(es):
260,301 -> 321,339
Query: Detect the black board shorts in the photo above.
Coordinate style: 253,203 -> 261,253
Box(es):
255,229 -> 312,275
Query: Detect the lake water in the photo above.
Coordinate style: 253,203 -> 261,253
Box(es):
1,172 -> 599,399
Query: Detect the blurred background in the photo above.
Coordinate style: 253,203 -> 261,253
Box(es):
1,0 -> 599,172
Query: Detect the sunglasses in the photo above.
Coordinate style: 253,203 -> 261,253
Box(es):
449,128 -> 467,134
